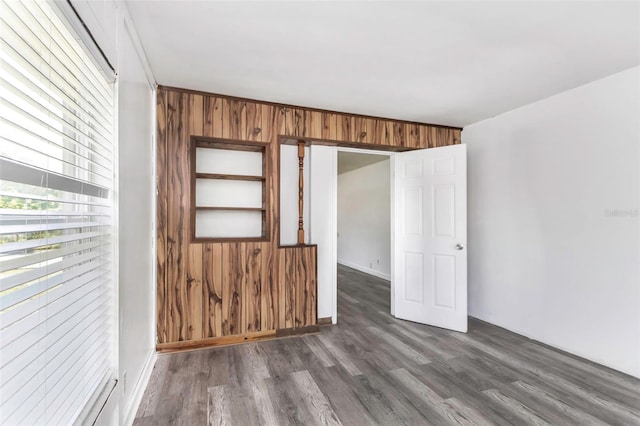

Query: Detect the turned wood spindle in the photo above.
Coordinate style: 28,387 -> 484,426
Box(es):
297,141 -> 305,245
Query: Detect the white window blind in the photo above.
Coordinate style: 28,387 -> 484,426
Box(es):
0,0 -> 116,424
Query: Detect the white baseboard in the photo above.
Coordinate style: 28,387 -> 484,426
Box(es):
338,259 -> 391,281
468,312 -> 640,379
122,350 -> 157,426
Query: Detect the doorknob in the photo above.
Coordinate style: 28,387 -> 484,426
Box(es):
455,243 -> 464,250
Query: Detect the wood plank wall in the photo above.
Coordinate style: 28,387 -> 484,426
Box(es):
156,86 -> 461,349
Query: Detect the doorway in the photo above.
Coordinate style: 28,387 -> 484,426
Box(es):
309,143 -> 467,331
336,148 -> 392,321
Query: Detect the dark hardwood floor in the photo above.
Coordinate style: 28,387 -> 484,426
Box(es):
134,265 -> 640,425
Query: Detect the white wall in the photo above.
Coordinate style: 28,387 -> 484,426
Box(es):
73,1 -> 157,423
309,146 -> 337,321
115,18 -> 156,426
337,159 -> 391,280
464,66 -> 640,378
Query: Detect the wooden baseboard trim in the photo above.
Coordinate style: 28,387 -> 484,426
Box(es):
157,330 -> 276,353
275,325 -> 320,337
156,326 -> 320,353
317,317 -> 332,326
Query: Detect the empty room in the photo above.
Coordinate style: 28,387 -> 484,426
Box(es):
0,1 -> 638,425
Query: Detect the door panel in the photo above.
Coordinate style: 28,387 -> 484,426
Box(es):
404,252 -> 424,303
433,184 -> 455,237
392,144 -> 467,332
434,255 -> 456,308
403,186 -> 423,236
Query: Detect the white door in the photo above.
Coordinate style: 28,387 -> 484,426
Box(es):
391,144 -> 467,332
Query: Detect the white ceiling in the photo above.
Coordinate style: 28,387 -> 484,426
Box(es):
125,1 -> 640,127
338,152 -> 388,175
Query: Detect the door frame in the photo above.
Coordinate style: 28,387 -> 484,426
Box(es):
329,147 -> 394,324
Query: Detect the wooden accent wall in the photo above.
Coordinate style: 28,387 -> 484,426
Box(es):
156,86 -> 461,349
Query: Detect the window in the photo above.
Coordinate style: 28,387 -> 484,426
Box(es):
1,0 -> 116,424
191,137 -> 268,241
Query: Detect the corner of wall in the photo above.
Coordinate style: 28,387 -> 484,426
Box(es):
122,351 -> 157,426
464,66 -> 640,378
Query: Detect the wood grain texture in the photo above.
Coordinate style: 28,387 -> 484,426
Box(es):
165,90 -> 189,342
283,248 -> 296,329
277,246 -> 286,329
320,112 -> 332,139
137,265 -> 640,426
157,85 -> 460,347
406,124 -> 420,149
246,102 -> 262,141
156,329 -> 277,352
453,128 -> 462,145
156,88 -> 168,343
340,115 -> 353,142
393,122 -> 405,147
296,109 -> 311,137
297,246 -> 317,327
260,104 -> 284,144
353,117 -> 372,144
282,108 -> 295,136
419,125 -> 429,148
309,111 -> 322,138
383,120 -> 394,146
186,95 -> 205,341
331,113 -> 342,141
187,244 -> 204,340
228,99 -> 247,140
370,119 -> 383,146
283,246 -> 317,328
203,243 -> 223,338
158,85 -> 462,130
246,243 -> 262,332
222,243 -> 244,336
190,94 -> 204,137
423,126 -> 460,148
260,243 -> 277,331
433,126 -> 445,147
204,96 -> 223,138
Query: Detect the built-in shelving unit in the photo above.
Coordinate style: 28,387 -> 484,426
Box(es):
195,173 -> 265,181
157,86 -> 461,349
191,137 -> 269,241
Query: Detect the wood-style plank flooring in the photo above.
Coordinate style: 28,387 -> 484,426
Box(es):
134,265 -> 640,425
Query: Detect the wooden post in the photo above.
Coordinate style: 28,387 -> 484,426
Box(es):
297,141 -> 305,245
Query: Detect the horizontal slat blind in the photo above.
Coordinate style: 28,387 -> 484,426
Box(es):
0,0 -> 115,424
